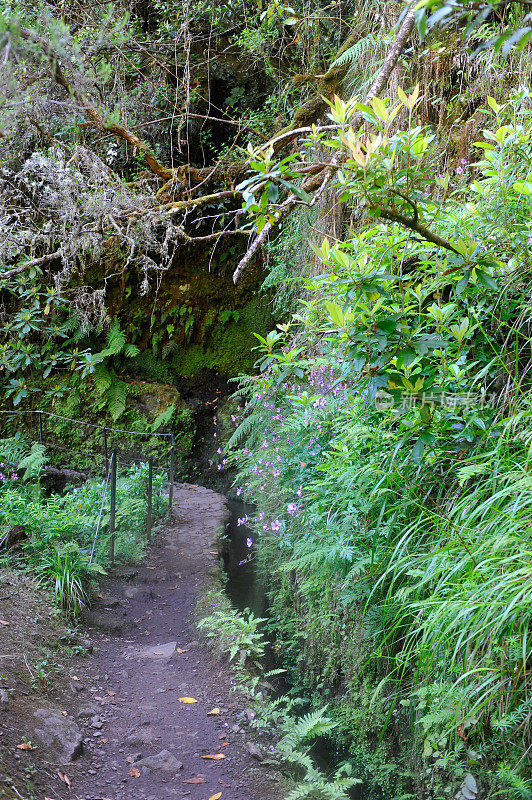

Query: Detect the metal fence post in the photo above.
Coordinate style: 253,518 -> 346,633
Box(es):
103,427 -> 109,475
38,411 -> 43,446
168,433 -> 174,513
109,449 -> 117,566
147,457 -> 153,544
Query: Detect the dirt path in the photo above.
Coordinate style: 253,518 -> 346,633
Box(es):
64,483 -> 281,800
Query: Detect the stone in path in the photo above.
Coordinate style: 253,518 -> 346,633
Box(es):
32,708 -> 84,761
136,749 -> 183,772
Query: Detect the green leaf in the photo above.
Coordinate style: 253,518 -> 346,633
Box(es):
325,301 -> 345,328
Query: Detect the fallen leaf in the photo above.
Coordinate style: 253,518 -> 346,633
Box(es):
97,594 -> 103,599
176,648 -> 190,654
178,697 -> 198,704
129,767 -> 140,778
0,620 -> 10,626
69,675 -> 80,681
183,777 -> 206,784
222,742 -> 230,747
101,738 -> 108,743
106,690 -> 116,696
145,610 -> 152,615
201,754 -> 226,760
208,794 -> 222,800
207,707 -> 220,716
61,711 -> 68,717
16,742 -> 35,750
58,770 -> 71,788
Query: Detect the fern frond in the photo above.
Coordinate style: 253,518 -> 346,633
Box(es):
93,364 -> 113,396
0,434 -> 29,465
18,443 -> 46,481
330,33 -> 376,70
124,343 -> 140,358
106,380 -> 127,421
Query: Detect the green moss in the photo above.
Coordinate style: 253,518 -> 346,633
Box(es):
172,295 -> 274,378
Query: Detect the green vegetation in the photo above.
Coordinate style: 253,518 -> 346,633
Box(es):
0,436 -> 167,611
2,0 -> 532,797
223,90 -> 532,798
198,588 -> 360,800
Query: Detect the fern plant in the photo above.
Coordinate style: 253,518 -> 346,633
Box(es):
84,321 -> 139,420
277,708 -> 361,800
18,443 -> 46,481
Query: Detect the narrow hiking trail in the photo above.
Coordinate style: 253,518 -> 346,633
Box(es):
62,483 -> 281,800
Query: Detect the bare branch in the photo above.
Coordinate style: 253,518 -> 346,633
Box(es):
19,28 -> 174,180
233,3 -> 418,284
1,251 -> 61,279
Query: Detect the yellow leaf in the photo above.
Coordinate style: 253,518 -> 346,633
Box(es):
176,648 -> 190,653
371,96 -> 387,121
178,697 -> 198,704
201,753 -> 226,760
397,86 -> 408,105
207,707 -> 221,716
208,794 -> 223,800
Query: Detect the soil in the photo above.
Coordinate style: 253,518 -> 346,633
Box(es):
0,483 -> 283,800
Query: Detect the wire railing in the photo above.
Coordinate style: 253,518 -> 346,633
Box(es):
0,408 -> 175,565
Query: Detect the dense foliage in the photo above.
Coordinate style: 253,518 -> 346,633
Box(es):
224,91 -> 532,798
0,435 -> 166,610
2,0 -> 532,798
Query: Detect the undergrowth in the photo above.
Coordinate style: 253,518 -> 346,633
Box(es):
198,586 -> 361,800
0,435 -> 167,612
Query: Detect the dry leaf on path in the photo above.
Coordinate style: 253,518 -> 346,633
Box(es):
176,648 -> 190,653
106,690 -> 116,696
222,742 -> 230,747
61,710 -> 68,716
0,620 -> 10,626
207,707 -> 221,715
101,738 -> 109,743
57,771 -> 71,788
16,742 -> 35,750
69,675 -> 80,681
208,794 -> 222,800
178,697 -> 198,703
183,777 -> 206,784
129,767 -> 141,778
201,754 -> 226,760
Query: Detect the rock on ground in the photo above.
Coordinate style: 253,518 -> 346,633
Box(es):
32,708 -> 84,761
135,749 -> 183,772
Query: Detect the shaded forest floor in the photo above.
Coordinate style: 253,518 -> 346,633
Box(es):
0,484 -> 282,800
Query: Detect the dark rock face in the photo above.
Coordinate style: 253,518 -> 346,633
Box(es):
32,709 -> 84,761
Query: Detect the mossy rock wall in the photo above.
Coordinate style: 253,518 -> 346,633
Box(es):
106,238 -> 275,387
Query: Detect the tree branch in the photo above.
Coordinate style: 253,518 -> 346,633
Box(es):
233,3 -> 418,284
1,251 -> 62,279
378,207 -> 459,253
19,28 -> 174,180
